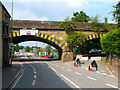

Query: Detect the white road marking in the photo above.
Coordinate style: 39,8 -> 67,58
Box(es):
101,73 -> 107,75
106,83 -> 118,88
87,76 -> 96,81
34,71 -> 36,74
34,75 -> 37,78
51,67 -> 56,72
61,67 -> 64,69
75,72 -> 81,75
86,68 -> 88,70
109,75 -> 115,77
32,67 -> 34,69
101,70 -> 105,72
67,69 -> 71,71
34,69 -> 36,71
32,80 -> 36,85
96,71 -> 100,73
61,74 -> 80,88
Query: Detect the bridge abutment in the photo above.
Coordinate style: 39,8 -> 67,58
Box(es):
62,51 -> 73,61
61,47 -> 73,61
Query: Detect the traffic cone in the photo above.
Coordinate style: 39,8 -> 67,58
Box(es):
74,61 -> 78,67
89,63 -> 94,72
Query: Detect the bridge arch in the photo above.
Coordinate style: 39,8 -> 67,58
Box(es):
9,32 -> 66,60
85,33 -> 103,41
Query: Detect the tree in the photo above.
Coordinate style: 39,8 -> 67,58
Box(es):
76,40 -> 101,55
101,17 -> 109,30
45,45 -> 51,55
66,31 -> 86,52
104,17 -> 108,23
19,46 -> 24,50
54,49 -> 58,53
112,1 -> 120,28
71,10 -> 90,22
59,17 -> 76,35
90,15 -> 103,33
100,28 -> 120,64
13,44 -> 19,52
25,46 -> 31,52
30,50 -> 34,53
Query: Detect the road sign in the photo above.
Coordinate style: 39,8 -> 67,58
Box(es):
9,43 -> 14,50
9,43 -> 14,46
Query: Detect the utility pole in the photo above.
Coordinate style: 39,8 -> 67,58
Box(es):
10,0 -> 13,65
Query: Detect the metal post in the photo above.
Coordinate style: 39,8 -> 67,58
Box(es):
10,0 -> 13,65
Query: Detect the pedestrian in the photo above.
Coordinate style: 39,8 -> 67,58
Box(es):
77,58 -> 81,67
92,60 -> 98,71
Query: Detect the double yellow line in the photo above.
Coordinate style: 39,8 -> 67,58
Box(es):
10,67 -> 25,90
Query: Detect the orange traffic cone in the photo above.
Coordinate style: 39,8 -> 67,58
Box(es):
89,63 -> 94,72
74,61 -> 78,67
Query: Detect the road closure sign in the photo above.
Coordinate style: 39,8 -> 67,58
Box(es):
20,29 -> 38,36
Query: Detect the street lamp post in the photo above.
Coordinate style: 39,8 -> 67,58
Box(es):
10,0 -> 13,65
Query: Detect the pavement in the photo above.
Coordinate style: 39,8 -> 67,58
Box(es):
2,61 -> 23,89
105,62 -> 119,77
2,58 -> 119,89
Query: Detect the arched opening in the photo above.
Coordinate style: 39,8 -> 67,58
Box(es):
12,35 -> 63,60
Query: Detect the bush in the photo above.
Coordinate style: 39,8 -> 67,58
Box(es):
105,57 -> 107,63
100,28 -> 120,55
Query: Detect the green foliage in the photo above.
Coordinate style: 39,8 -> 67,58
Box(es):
71,10 -> 90,22
54,49 -> 58,53
59,17 -> 76,34
45,45 -> 51,55
25,46 -> 32,52
74,40 -> 101,55
105,57 -> 107,63
101,23 -> 109,30
101,17 -> 109,30
13,44 -> 19,52
90,15 -> 102,33
30,50 -> 34,53
104,17 -> 108,23
19,46 -> 24,50
66,31 -> 86,51
53,49 -> 58,55
100,28 -> 120,55
112,1 -> 120,27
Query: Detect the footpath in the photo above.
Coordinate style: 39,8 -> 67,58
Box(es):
105,62 -> 119,77
2,62 -> 23,89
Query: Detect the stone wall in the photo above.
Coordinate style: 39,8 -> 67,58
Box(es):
12,20 -> 117,31
0,2 -> 10,67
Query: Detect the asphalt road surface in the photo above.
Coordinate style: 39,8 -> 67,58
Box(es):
12,60 -> 119,89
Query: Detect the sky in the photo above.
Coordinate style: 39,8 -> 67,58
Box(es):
1,0 -> 119,48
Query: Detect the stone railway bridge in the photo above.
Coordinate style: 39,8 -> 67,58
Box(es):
11,20 -> 116,61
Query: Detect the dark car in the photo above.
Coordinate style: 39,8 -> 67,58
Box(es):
89,49 -> 101,54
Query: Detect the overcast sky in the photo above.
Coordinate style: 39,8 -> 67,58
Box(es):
1,0 -> 119,48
